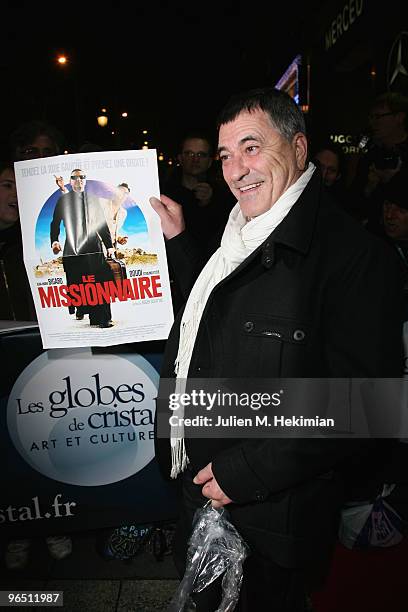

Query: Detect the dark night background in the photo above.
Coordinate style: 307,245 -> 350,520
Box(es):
1,0 -> 407,158
1,0 -> 322,156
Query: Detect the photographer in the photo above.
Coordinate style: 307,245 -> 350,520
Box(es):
349,92 -> 408,231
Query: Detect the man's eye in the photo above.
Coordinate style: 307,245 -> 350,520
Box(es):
219,154 -> 230,162
246,145 -> 258,154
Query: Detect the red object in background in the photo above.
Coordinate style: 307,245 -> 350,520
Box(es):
312,539 -> 408,612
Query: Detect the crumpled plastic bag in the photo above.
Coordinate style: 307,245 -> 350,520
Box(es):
168,501 -> 250,612
339,484 -> 404,549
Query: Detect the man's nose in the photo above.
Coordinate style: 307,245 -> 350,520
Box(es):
385,204 -> 397,219
229,155 -> 250,182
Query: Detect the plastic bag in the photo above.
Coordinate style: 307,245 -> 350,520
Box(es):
168,501 -> 250,612
339,484 -> 404,549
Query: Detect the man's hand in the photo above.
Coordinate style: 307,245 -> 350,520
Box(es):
193,462 -> 233,509
117,235 -> 128,245
150,194 -> 186,239
54,175 -> 68,193
364,160 -> 402,196
52,241 -> 62,255
107,247 -> 115,257
193,182 -> 213,207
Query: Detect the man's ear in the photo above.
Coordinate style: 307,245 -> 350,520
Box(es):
293,133 -> 308,170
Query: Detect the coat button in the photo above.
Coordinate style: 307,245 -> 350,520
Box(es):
293,329 -> 305,341
244,321 -> 254,332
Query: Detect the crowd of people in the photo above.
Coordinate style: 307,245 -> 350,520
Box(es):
1,88 -> 408,611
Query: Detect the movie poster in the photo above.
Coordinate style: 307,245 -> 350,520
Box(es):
14,150 -> 174,349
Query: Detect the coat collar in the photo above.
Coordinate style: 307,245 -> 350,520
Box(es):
268,169 -> 322,256
223,169 -> 322,279
208,170 -> 322,294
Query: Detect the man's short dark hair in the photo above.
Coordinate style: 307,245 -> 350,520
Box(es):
10,120 -> 64,159
179,131 -> 214,156
370,92 -> 408,128
216,87 -> 306,142
118,182 -> 130,192
312,139 -> 345,176
0,161 -> 14,176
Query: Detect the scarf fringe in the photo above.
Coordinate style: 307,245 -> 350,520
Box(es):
170,438 -> 188,479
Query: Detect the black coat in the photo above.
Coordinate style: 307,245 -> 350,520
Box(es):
50,190 -> 113,286
156,171 -> 404,569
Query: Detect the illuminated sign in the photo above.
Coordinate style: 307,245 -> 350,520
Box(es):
325,0 -> 364,50
275,55 -> 302,104
330,134 -> 360,154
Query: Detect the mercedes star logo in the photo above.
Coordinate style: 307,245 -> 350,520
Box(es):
387,31 -> 408,92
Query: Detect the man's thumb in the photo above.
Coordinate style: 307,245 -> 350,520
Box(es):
149,196 -> 163,212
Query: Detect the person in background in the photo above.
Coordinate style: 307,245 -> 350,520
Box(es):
162,131 -> 235,313
0,162 -> 35,320
350,92 -> 408,228
10,120 -> 65,161
1,168 -> 71,571
381,165 -> 408,291
313,140 -> 348,209
162,131 -> 235,246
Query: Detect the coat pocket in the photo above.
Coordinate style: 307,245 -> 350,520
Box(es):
240,313 -> 310,376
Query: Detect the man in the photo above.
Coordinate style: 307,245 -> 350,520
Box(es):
163,132 -> 235,312
0,162 -> 35,320
151,88 -> 403,611
163,131 -> 234,245
11,120 -> 64,160
50,169 -> 115,328
350,92 -> 408,225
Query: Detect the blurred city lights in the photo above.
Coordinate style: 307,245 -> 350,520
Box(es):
97,115 -> 108,127
121,112 -> 128,118
57,55 -> 68,65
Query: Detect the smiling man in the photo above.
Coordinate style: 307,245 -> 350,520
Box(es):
151,88 -> 404,611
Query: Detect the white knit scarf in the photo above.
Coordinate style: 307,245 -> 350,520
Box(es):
170,162 -> 316,477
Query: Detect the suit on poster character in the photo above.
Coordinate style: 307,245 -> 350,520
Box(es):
50,169 -> 115,328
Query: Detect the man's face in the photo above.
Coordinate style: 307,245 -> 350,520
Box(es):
0,168 -> 18,229
17,135 -> 58,160
70,170 -> 86,193
315,149 -> 340,187
383,200 -> 408,240
178,138 -> 212,178
218,109 -> 307,218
